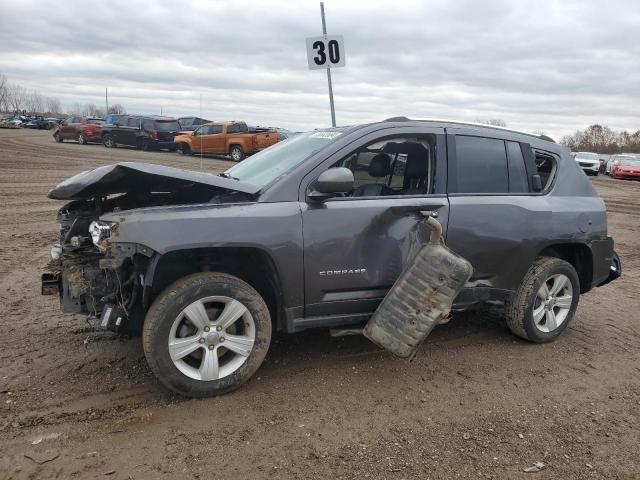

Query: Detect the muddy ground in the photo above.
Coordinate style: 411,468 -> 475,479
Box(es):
0,129 -> 639,479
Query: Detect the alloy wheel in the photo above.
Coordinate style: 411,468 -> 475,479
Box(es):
532,274 -> 573,333
168,296 -> 256,381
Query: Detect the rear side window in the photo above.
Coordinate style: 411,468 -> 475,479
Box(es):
506,141 -> 529,193
209,124 -> 223,134
451,136 -> 509,193
227,123 -> 248,133
128,117 -> 140,128
155,121 -> 180,132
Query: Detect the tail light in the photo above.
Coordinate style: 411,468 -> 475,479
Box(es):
251,136 -> 258,148
151,129 -> 159,139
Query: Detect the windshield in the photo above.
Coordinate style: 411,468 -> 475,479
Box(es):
620,158 -> 640,166
225,129 -> 346,188
576,152 -> 599,160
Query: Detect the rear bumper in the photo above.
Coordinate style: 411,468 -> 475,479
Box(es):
591,237 -> 620,288
151,140 -> 176,149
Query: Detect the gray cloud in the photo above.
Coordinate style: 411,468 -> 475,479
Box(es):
0,0 -> 638,137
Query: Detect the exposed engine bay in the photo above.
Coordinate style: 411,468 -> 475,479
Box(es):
43,162 -> 257,333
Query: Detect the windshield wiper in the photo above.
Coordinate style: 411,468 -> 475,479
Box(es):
219,172 -> 240,181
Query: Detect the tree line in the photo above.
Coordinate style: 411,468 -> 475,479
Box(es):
0,74 -> 125,117
560,125 -> 640,154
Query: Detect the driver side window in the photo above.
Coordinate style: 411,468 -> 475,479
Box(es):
330,135 -> 435,198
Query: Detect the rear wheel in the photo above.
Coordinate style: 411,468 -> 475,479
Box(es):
230,145 -> 245,161
178,143 -> 191,155
103,134 -> 115,148
140,138 -> 153,151
54,133 -> 63,143
505,256 -> 579,343
142,272 -> 272,397
78,133 -> 87,145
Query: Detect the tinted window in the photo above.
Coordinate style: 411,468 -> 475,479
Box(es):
451,136 -> 508,193
227,123 -> 248,134
208,124 -> 223,134
127,117 -> 140,128
506,141 -> 529,193
155,120 -> 179,132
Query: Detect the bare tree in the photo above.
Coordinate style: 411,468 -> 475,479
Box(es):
7,83 -> 27,112
561,125 -> 640,154
45,96 -> 62,115
476,118 -> 507,127
108,104 -> 126,114
0,74 -> 8,112
26,90 -> 44,114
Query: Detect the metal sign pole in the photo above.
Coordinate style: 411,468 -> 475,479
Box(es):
320,2 -> 336,127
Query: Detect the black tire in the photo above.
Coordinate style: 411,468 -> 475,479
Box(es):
177,143 -> 191,155
230,144 -> 245,161
142,272 -> 272,397
78,133 -> 87,145
54,133 -> 63,143
138,138 -> 152,151
103,134 -> 115,148
505,256 -> 580,343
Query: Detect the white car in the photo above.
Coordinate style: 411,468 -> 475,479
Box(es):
574,152 -> 600,176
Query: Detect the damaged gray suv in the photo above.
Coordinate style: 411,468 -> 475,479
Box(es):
43,117 -> 620,397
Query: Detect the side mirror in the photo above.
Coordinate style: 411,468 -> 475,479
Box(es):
531,174 -> 543,192
308,167 -> 354,201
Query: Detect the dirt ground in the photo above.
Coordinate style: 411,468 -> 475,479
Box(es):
0,129 -> 639,480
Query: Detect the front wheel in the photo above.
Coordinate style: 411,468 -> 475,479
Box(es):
142,272 -> 272,397
505,256 -> 579,343
103,134 -> 115,148
78,133 -> 87,145
230,145 -> 245,161
54,133 -> 63,143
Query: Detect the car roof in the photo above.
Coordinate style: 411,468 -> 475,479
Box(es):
375,116 -> 556,142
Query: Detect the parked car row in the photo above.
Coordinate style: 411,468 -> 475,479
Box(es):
50,114 -> 282,160
0,114 -> 61,129
572,151 -> 640,180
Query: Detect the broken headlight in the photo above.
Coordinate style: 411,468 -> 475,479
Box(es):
88,221 -> 114,248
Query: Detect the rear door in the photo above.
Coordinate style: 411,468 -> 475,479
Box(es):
60,117 -> 80,139
445,128 -> 550,303
299,126 -> 448,326
120,117 -> 140,146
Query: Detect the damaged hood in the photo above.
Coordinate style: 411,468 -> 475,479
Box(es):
48,162 -> 261,200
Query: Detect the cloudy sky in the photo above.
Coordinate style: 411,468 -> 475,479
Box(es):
0,0 -> 638,138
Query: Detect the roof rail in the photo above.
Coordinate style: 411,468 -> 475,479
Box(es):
381,116 -> 555,142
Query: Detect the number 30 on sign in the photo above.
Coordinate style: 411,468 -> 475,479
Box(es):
305,35 -> 345,70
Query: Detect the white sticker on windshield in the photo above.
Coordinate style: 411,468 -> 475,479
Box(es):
310,131 -> 343,139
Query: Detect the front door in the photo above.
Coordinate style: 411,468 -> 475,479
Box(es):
299,127 -> 448,326
201,124 -> 225,153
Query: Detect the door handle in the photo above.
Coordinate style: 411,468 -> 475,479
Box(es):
419,210 -> 438,218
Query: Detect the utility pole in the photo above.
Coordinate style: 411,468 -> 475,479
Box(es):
105,88 -> 109,115
320,2 -> 336,127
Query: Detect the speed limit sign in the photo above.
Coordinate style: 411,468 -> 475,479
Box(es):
306,35 -> 345,70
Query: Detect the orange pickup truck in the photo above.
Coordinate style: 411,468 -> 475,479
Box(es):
174,121 -> 279,161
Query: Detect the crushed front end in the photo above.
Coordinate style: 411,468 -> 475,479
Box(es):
42,198 -> 153,334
